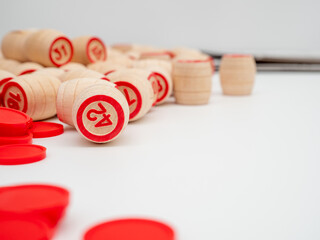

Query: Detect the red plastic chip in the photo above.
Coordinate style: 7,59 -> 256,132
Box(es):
0,217 -> 50,240
32,122 -> 64,138
0,184 -> 70,230
84,218 -> 175,240
0,144 -> 46,165
0,132 -> 33,146
0,107 -> 32,136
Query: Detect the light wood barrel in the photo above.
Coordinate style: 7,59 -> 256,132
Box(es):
72,83 -> 129,143
1,29 -> 36,62
219,54 -> 256,95
1,74 -> 61,120
56,78 -> 115,126
25,29 -> 73,67
71,36 -> 107,64
107,69 -> 154,121
173,58 -> 214,105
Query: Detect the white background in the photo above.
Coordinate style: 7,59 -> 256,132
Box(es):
0,0 -> 320,57
1,73 -> 320,240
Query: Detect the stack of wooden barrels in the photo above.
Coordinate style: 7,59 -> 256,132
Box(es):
0,28 -> 256,143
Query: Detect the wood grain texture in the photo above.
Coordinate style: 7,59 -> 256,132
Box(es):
1,29 -> 36,62
56,78 -> 115,126
71,36 -> 106,64
219,55 -> 256,95
132,61 -> 173,105
25,29 -> 73,67
173,58 -> 213,105
1,74 -> 60,120
72,83 -> 129,143
107,69 -> 154,121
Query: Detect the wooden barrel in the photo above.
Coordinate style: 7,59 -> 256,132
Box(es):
219,54 -> 256,95
56,78 -> 115,126
1,29 -> 36,62
1,74 -> 60,120
72,83 -> 129,143
25,29 -> 73,67
132,60 -> 173,105
173,57 -> 214,105
107,69 -> 154,121
71,36 -> 107,64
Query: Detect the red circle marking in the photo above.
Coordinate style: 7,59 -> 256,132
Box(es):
115,81 -> 142,120
153,72 -> 169,103
0,107 -> 32,136
1,81 -> 28,113
87,37 -> 107,63
0,144 -> 46,165
32,122 -> 64,138
19,69 -> 37,76
148,73 -> 159,106
104,70 -> 115,76
84,218 -> 175,240
77,95 -> 125,142
0,217 -> 50,240
224,54 -> 252,58
49,36 -> 73,67
0,132 -> 33,146
0,77 -> 13,89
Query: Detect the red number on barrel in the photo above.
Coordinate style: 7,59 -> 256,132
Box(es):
53,44 -> 67,61
7,92 -> 21,110
91,46 -> 102,60
86,102 -> 113,127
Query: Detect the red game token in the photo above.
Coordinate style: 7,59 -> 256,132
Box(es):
0,217 -> 50,240
32,122 -> 64,138
0,184 -> 69,229
84,218 -> 175,240
0,144 -> 46,165
0,132 -> 33,145
0,107 -> 32,136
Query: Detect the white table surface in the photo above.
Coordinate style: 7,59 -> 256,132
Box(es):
1,72 -> 320,240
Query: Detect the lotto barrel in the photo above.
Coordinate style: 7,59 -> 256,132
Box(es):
71,36 -> 107,64
56,78 -> 115,126
25,29 -> 73,67
1,29 -> 36,62
72,83 -> 129,143
1,74 -> 61,120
